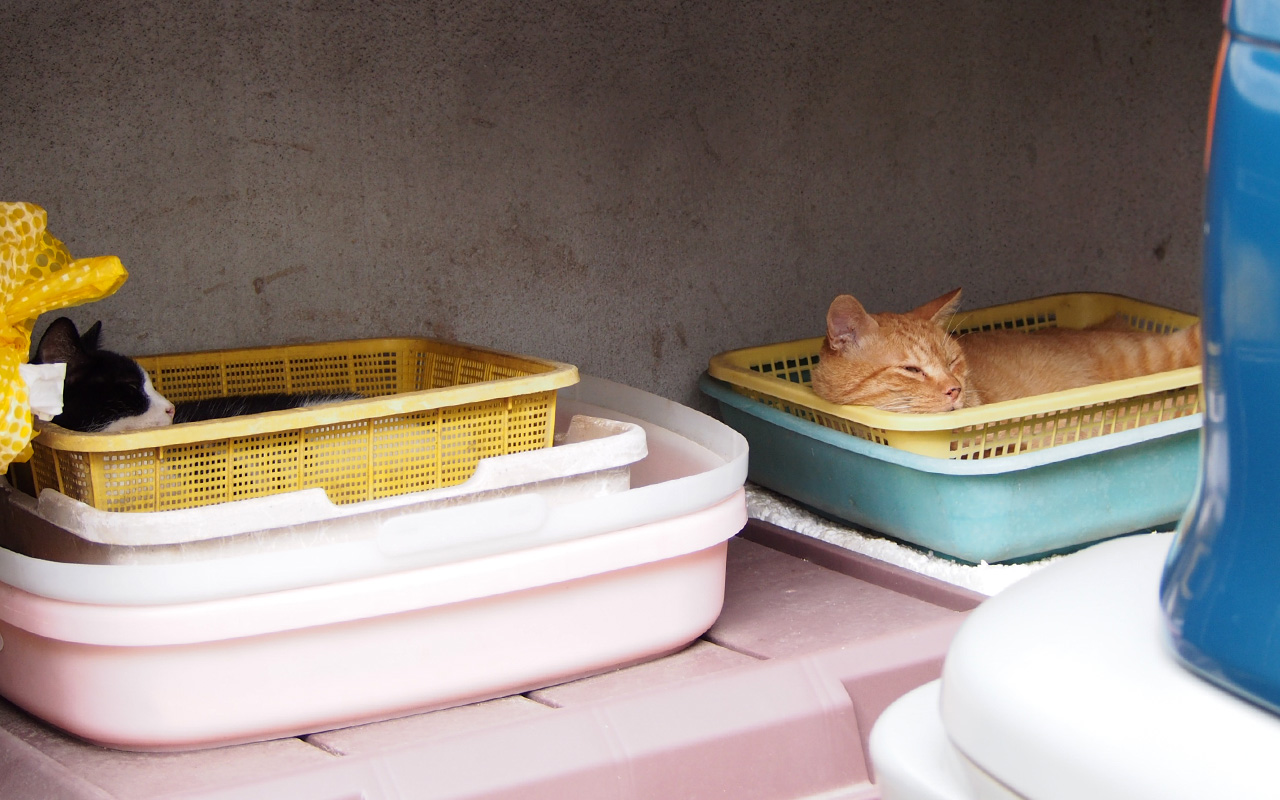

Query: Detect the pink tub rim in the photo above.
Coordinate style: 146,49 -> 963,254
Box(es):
0,490 -> 746,648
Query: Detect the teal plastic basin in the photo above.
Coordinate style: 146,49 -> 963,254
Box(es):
700,374 -> 1201,564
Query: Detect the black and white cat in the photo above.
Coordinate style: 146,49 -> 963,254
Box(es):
33,318 -> 176,432
33,318 -> 360,433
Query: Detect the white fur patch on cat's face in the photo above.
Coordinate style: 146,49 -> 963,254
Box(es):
100,374 -> 176,432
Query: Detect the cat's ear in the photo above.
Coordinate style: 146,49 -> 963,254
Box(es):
80,321 -> 103,352
911,288 -> 963,325
826,295 -> 877,351
34,317 -> 86,365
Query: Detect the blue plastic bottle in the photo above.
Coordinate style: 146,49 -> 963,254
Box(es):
1161,0 -> 1280,713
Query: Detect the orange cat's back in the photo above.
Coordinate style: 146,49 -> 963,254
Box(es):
958,323 -> 1202,404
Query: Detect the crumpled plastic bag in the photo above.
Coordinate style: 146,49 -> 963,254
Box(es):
0,202 -> 129,469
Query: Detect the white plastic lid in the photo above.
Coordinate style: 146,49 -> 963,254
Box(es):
940,533 -> 1280,800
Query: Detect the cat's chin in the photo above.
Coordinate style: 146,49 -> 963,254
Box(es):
872,399 -> 961,413
100,413 -> 175,433
904,398 -> 963,413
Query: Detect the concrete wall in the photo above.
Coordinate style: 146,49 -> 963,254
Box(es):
1,0 -> 1219,410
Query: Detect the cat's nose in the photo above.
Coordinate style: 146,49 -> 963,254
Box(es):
164,403 -> 175,418
944,385 -> 962,401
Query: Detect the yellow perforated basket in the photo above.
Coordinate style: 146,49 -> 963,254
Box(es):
28,337 -> 579,512
707,292 -> 1202,460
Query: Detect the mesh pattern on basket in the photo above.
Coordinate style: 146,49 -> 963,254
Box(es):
741,380 -> 1201,460
28,339 -> 572,512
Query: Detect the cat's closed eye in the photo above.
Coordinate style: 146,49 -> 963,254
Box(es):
901,365 -> 924,375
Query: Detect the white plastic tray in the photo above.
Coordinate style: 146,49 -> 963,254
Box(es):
0,414 -> 644,562
0,375 -> 749,605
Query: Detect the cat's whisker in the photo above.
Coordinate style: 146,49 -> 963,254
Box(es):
877,397 -> 927,413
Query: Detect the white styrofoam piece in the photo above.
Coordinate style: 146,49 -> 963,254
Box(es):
0,491 -> 746,750
745,485 -> 1071,597
0,375 -> 749,605
936,533 -> 1280,800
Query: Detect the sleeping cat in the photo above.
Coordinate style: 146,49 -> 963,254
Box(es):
810,289 -> 1202,412
33,317 -> 177,432
33,318 -> 360,432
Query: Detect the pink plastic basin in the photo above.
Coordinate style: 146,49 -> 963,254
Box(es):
0,491 -> 744,750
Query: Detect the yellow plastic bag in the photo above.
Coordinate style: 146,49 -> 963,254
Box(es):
0,202 -> 128,469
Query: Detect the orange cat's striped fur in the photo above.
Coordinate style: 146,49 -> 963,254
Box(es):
810,289 -> 1201,413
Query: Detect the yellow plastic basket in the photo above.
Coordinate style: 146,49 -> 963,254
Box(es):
707,292 -> 1202,460
28,337 -> 579,512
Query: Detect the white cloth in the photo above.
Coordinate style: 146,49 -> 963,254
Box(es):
19,362 -> 66,421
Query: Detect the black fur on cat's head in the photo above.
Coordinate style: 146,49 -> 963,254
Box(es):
33,317 -> 175,433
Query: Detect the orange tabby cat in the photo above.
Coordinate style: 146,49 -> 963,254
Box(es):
810,289 -> 1201,412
